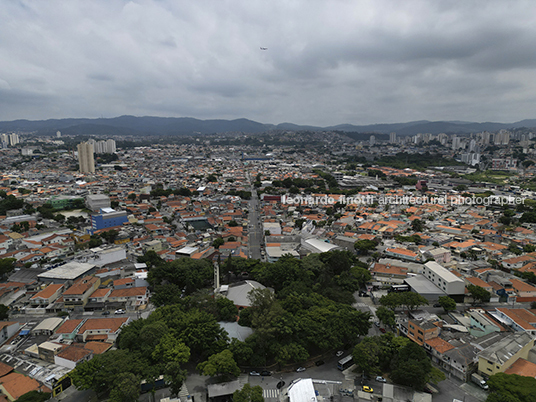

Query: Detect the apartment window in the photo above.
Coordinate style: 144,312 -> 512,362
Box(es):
418,330 -> 424,335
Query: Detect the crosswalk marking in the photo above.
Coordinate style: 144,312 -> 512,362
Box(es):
263,389 -> 280,398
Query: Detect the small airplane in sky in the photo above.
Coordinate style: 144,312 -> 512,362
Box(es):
260,47 -> 267,50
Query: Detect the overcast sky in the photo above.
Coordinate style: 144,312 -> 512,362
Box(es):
1,0 -> 536,126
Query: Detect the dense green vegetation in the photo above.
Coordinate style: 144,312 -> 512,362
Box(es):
486,373 -> 536,402
379,292 -> 429,311
463,170 -> 514,184
0,193 -> 24,215
72,250 -> 373,400
352,333 -> 444,391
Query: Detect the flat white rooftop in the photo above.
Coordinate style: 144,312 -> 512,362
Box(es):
38,262 -> 95,280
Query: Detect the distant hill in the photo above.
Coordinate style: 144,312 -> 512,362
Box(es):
0,115 -> 534,136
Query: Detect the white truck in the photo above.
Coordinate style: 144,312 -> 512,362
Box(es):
471,373 -> 489,390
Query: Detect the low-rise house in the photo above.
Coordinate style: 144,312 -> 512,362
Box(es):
107,287 -> 149,308
54,344 -> 93,369
63,276 -> 100,310
76,317 -> 130,342
492,308 -> 536,337
54,319 -> 84,341
0,372 -> 49,401
509,278 -> 536,299
504,358 -> 536,378
29,284 -> 64,307
425,247 -> 451,264
467,310 -> 502,337
477,332 -> 534,376
385,247 -> 419,261
113,278 -> 134,289
407,319 -> 440,346
478,333 -> 534,377
38,341 -> 63,363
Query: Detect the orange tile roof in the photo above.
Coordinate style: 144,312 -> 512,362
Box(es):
113,278 -> 134,287
465,277 -> 490,288
510,278 -> 536,293
30,284 -> 63,300
89,288 -> 111,298
84,341 -> 113,354
0,361 -> 13,378
425,337 -> 455,354
109,287 -> 147,298
386,248 -> 417,257
504,358 -> 536,377
0,373 -> 43,400
55,319 -> 83,334
63,276 -> 98,296
56,344 -> 91,362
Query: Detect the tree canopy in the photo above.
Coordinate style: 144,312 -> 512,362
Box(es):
486,373 -> 536,402
467,284 -> 491,304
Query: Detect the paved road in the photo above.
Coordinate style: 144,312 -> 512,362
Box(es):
248,188 -> 263,260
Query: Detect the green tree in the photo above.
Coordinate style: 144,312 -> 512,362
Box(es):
152,333 -> 190,364
108,372 -> 140,402
399,292 -> 429,311
137,250 -> 164,269
0,304 -> 9,320
437,296 -> 457,312
229,339 -> 254,365
523,244 -> 536,253
212,237 -> 225,249
354,239 -> 377,255
487,372 -> 536,402
100,229 -> 119,244
233,383 -> 264,402
426,366 -> 446,385
411,219 -> 425,232
15,390 -> 51,402
375,306 -> 395,327
88,236 -> 103,248
390,341 -> 432,390
216,297 -> 238,321
197,349 -> 241,379
353,338 -> 380,374
0,258 -> 16,278
148,258 -> 213,295
467,284 -> 491,304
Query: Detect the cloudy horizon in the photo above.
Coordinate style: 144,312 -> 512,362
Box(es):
1,0 -> 536,126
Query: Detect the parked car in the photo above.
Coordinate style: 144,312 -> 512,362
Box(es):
374,321 -> 380,327
102,311 -> 110,315
315,360 -> 324,366
114,309 -> 126,314
375,376 -> 386,383
362,386 -> 373,393
260,371 -> 272,376
336,350 -> 344,357
433,303 -> 442,308
379,327 -> 386,333
296,367 -> 306,372
249,371 -> 260,376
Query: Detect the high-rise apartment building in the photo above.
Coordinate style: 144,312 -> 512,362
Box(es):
77,142 -> 95,173
8,133 -> 19,146
389,132 -> 397,143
